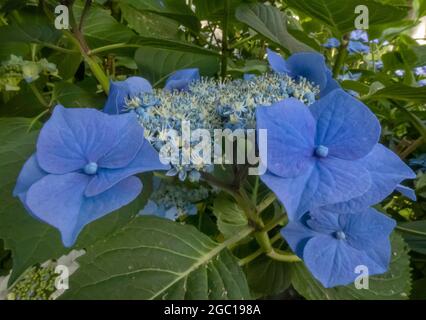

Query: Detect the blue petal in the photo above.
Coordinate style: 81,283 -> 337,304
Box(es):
287,52 -> 329,91
25,173 -> 90,246
104,77 -> 152,115
256,98 -> 316,178
281,218 -> 317,257
37,106 -> 144,174
266,49 -> 291,74
96,112 -> 144,169
310,89 -> 380,160
396,184 -> 417,201
326,144 -> 416,213
261,157 -> 371,220
71,176 -> 142,246
139,200 -> 159,216
85,139 -> 169,197
13,154 -> 47,201
303,235 -> 385,288
164,68 -> 200,92
321,70 -> 340,97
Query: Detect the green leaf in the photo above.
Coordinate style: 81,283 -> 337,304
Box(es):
64,217 -> 252,299
134,47 -> 220,86
213,193 -> 248,239
368,85 -> 426,103
235,3 -> 314,54
286,0 -> 409,36
49,52 -> 83,81
120,0 -> 200,32
0,9 -> 60,45
74,2 -> 134,48
244,251 -> 292,297
0,118 -> 66,283
193,0 -> 243,21
119,3 -> 180,39
397,221 -> 426,255
52,82 -> 104,108
290,233 -> 412,300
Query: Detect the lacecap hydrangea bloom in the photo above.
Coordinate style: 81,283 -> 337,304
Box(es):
103,66 -> 319,181
14,106 -> 169,246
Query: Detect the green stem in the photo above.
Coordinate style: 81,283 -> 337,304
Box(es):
29,83 -> 48,108
256,193 -> 277,214
220,0 -> 230,79
89,43 -> 141,55
84,54 -> 110,94
332,37 -> 348,78
238,233 -> 282,266
229,34 -> 257,49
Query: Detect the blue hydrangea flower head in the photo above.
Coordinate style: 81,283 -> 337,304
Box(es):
13,105 -> 169,247
323,38 -> 340,49
419,79 -> 426,87
266,48 -> 339,97
104,77 -> 152,115
414,66 -> 426,76
164,68 -> 200,92
257,89 -> 394,219
281,207 -> 396,288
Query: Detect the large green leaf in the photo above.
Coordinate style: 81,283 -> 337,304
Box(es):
119,0 -> 200,32
52,82 -> 104,108
134,47 -> 220,86
64,217 -> 252,299
290,233 -> 412,300
235,3 -> 314,54
286,0 -> 409,36
213,193 -> 248,239
368,85 -> 426,103
74,2 -> 135,48
397,221 -> 426,255
244,251 -> 292,297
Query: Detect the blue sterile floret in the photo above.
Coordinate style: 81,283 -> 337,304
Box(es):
13,106 -> 169,246
281,207 -> 396,288
256,89 -> 415,220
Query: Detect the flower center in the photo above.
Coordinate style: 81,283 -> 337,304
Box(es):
335,230 -> 346,240
83,162 -> 98,175
315,145 -> 329,158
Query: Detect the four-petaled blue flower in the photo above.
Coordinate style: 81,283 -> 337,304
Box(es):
14,105 -> 169,247
257,89 -> 415,220
267,49 -> 340,97
281,207 -> 396,288
348,41 -> 370,54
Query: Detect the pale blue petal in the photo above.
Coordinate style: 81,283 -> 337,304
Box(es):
85,139 -> 169,197
69,176 -> 142,246
310,89 -> 380,160
266,49 -> 291,74
261,157 -> 371,220
13,154 -> 47,200
327,144 -> 416,213
104,77 -> 152,115
303,236 -> 385,288
96,112 -> 144,169
287,52 -> 329,91
164,68 -> 200,91
256,98 -> 316,178
25,173 -> 90,246
396,184 -> 417,201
